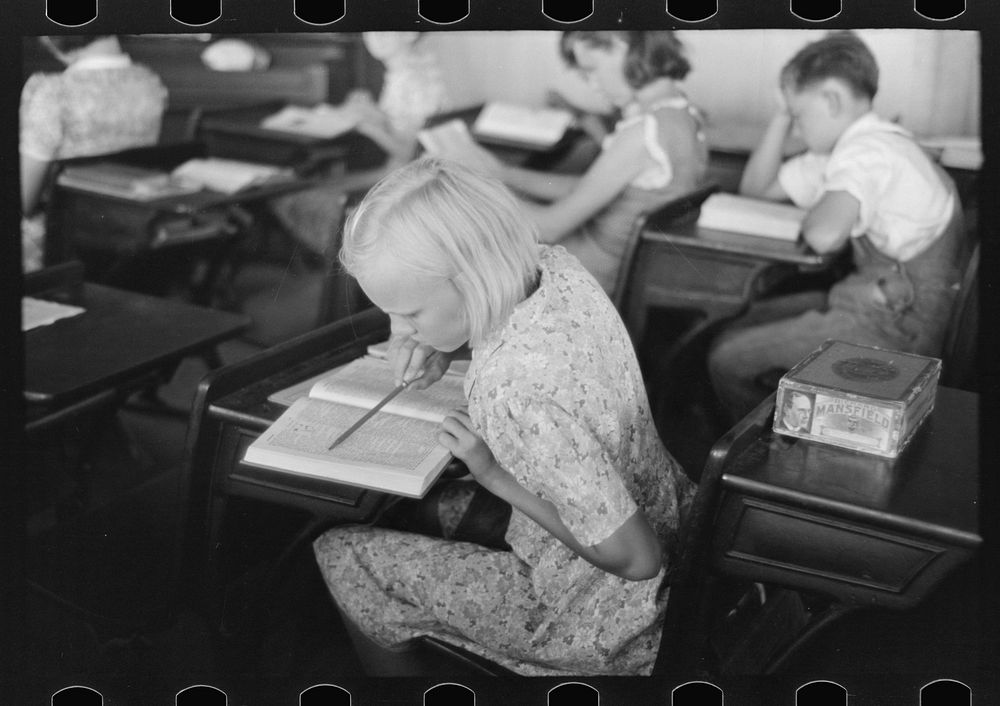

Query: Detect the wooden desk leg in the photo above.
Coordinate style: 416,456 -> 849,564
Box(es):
763,601 -> 859,674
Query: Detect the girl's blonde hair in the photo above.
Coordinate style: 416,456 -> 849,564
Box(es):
340,157 -> 540,347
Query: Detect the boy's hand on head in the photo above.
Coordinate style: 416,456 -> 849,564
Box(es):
773,85 -> 791,117
438,410 -> 502,485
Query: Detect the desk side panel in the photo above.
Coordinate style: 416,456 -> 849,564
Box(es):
713,495 -> 973,609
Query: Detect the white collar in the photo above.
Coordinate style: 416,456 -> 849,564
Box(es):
66,54 -> 132,72
837,111 -> 910,145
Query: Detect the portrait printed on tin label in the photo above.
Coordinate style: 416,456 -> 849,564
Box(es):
779,390 -> 815,434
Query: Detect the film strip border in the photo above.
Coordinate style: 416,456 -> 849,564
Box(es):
6,0 -> 997,705
28,0 -> 980,28
43,678 -> 981,704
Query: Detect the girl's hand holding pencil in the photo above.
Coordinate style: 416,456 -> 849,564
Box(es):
387,333 -> 453,389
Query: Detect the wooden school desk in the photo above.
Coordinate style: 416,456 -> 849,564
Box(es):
658,385 -> 981,674
196,101 -> 384,171
45,142 -> 324,305
25,263 -> 251,433
178,307 -> 392,631
714,385 -> 980,606
621,211 -> 842,358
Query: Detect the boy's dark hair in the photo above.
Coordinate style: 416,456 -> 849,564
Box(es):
560,31 -> 691,87
42,35 -> 110,54
781,31 -> 879,100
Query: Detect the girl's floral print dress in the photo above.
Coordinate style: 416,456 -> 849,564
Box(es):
313,246 -> 695,675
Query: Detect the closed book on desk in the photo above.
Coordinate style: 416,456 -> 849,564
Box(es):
472,102 -> 573,150
245,355 -> 466,498
697,192 -> 806,241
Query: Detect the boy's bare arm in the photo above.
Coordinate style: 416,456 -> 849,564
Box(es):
801,189 -> 859,253
740,111 -> 794,201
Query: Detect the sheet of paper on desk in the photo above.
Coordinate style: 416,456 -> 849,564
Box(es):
171,157 -> 294,194
260,104 -> 359,139
22,297 -> 85,331
697,192 -> 806,242
472,102 -> 573,149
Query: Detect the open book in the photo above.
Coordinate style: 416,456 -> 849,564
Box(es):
260,103 -> 359,139
472,102 -> 574,150
417,118 -> 480,156
57,162 -> 203,201
245,354 -> 467,498
919,135 -> 982,170
171,157 -> 294,195
697,192 -> 806,242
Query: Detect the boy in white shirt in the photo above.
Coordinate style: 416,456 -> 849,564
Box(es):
709,32 -> 966,422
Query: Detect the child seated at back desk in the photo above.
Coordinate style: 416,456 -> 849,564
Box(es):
708,31 -> 966,423
424,31 -> 708,295
270,32 -> 450,257
19,35 -> 167,272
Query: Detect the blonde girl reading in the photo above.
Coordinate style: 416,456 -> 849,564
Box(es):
312,157 -> 694,675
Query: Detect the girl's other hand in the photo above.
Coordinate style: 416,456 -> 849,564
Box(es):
387,333 -> 451,389
438,410 -> 502,483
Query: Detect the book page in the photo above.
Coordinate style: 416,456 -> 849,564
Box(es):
268,351 -> 469,408
259,398 -> 445,468
417,119 -> 479,156
245,397 -> 450,496
308,356 -> 466,423
697,192 -> 805,241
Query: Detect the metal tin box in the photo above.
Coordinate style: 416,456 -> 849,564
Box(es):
774,340 -> 941,458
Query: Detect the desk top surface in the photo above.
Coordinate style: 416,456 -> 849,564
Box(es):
199,103 -> 350,145
26,283 -> 250,405
642,217 -> 834,268
721,386 -> 980,545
